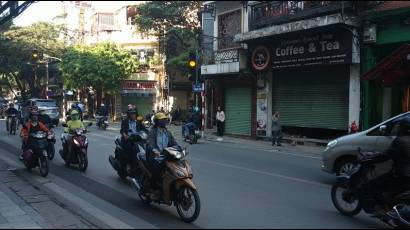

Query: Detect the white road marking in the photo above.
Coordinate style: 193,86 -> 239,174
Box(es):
190,157 -> 330,188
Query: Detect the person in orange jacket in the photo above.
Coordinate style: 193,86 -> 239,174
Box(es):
19,107 -> 50,160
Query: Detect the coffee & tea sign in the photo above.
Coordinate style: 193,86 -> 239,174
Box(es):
272,30 -> 352,69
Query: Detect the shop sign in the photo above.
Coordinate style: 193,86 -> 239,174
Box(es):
192,83 -> 204,93
252,46 -> 271,71
256,73 -> 268,136
272,29 -> 352,69
122,80 -> 157,90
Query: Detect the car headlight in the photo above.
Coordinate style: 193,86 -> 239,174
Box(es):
325,140 -> 338,151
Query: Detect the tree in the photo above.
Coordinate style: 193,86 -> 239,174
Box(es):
61,42 -> 140,108
134,1 -> 202,80
0,22 -> 65,99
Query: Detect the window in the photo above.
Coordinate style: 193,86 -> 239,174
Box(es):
217,9 -> 241,50
126,5 -> 137,25
368,114 -> 410,136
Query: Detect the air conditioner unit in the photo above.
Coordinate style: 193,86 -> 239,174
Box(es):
363,24 -> 377,44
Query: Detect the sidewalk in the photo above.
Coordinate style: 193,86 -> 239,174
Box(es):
0,154 -> 96,229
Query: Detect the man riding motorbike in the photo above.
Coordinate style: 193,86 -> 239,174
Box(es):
19,107 -> 50,161
39,109 -> 52,128
5,103 -> 19,132
62,110 -> 85,162
182,107 -> 200,139
361,117 -> 410,216
146,113 -> 181,192
97,104 -> 109,127
120,108 -> 146,178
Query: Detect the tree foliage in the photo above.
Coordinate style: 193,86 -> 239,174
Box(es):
134,1 -> 202,79
0,22 -> 65,99
61,42 -> 140,106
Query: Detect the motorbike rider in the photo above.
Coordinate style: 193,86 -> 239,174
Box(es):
62,110 -> 85,161
39,109 -> 52,128
97,103 -> 109,127
362,117 -> 410,215
5,103 -> 19,132
19,107 -> 50,160
147,113 -> 180,191
182,107 -> 200,139
120,108 -> 146,178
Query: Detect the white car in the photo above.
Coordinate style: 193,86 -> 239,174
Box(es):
322,111 -> 410,175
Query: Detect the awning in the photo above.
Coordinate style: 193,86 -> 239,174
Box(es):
362,44 -> 410,86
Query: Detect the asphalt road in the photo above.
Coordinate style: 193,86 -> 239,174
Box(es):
0,119 -> 385,229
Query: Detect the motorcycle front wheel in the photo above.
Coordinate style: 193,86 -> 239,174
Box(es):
38,155 -> 49,177
78,153 -> 88,172
331,180 -> 361,217
176,186 -> 201,223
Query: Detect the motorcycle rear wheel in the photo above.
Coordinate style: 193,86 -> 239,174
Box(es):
176,186 -> 201,223
331,180 -> 361,217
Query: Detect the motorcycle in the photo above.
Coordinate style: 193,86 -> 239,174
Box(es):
59,123 -> 92,172
331,149 -> 410,228
22,131 -> 49,177
130,147 -> 201,223
47,128 -> 56,161
109,130 -> 148,180
7,114 -> 18,135
183,123 -> 201,145
96,116 -> 109,130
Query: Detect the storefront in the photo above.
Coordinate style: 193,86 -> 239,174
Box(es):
249,26 -> 360,137
116,80 -> 157,118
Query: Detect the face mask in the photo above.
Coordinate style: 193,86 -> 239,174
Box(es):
157,120 -> 167,128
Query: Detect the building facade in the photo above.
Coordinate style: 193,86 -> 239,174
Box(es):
202,1 -> 361,138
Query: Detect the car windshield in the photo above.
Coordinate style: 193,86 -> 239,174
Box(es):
35,100 -> 57,107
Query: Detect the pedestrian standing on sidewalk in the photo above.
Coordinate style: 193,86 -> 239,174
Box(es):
272,112 -> 282,146
216,106 -> 225,137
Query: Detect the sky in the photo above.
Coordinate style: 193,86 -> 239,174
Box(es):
13,1 -> 143,27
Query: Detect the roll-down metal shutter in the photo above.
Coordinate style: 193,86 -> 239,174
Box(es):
225,87 -> 252,135
272,66 -> 349,130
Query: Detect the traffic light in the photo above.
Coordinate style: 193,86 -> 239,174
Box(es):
32,49 -> 39,59
188,52 -> 197,70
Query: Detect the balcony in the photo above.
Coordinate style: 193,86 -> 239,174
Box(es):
250,1 -> 354,31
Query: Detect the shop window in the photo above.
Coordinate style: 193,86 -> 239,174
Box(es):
217,9 -> 241,50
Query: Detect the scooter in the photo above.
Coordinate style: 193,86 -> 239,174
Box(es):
7,114 -> 18,135
184,124 -> 201,145
59,123 -> 92,172
96,116 -> 109,130
130,147 -> 201,223
109,130 -> 148,180
331,149 -> 410,228
22,131 -> 49,177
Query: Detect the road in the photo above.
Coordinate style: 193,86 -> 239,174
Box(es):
0,119 -> 385,229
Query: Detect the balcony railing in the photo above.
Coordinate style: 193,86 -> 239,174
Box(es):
250,1 -> 354,31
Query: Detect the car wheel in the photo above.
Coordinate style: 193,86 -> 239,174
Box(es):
335,157 -> 357,176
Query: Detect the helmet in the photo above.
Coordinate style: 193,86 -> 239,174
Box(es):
154,113 -> 167,121
137,116 -> 144,122
71,110 -> 79,116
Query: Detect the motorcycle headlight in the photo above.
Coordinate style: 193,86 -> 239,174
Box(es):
325,140 -> 338,151
73,139 -> 80,146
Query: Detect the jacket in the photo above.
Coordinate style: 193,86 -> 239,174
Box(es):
147,126 -> 179,158
64,119 -> 85,133
120,119 -> 146,135
370,136 -> 410,177
21,122 -> 49,138
272,116 -> 281,132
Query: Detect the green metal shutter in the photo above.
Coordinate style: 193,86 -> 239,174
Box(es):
225,87 -> 252,135
121,96 -> 154,117
272,66 -> 349,130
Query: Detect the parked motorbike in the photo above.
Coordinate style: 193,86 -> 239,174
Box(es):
7,114 -> 18,135
22,131 -> 49,177
130,147 -> 201,223
109,130 -> 148,180
96,116 -> 109,130
331,149 -> 410,228
59,123 -> 92,172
